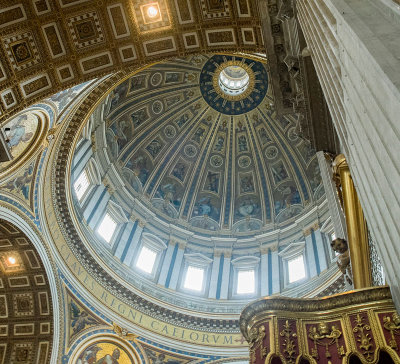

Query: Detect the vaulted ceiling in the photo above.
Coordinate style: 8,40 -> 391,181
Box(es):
94,54 -> 324,235
0,0 -> 264,124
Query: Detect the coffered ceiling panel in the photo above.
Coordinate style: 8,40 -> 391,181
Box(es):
0,0 -> 264,124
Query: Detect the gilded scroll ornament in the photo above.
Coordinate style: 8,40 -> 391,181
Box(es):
248,325 -> 266,363
279,320 -> 297,364
112,323 -> 138,342
383,313 -> 400,350
308,322 -> 345,360
352,314 -> 373,361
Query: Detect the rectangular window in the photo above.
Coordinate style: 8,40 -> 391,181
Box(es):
97,213 -> 117,243
73,170 -> 90,200
237,270 -> 255,294
288,255 -> 306,283
136,246 -> 157,274
184,266 -> 204,292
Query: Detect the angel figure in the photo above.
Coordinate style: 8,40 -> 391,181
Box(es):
70,301 -> 98,335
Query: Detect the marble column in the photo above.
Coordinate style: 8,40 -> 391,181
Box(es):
271,247 -> 280,294
168,242 -> 186,290
158,240 -> 177,286
305,228 -> 319,277
313,229 -> 328,272
85,186 -> 109,229
113,220 -> 137,261
124,220 -> 144,267
260,246 -> 269,296
72,139 -> 92,180
317,151 -> 347,240
208,250 -> 222,299
219,251 -> 231,299
296,0 -> 400,309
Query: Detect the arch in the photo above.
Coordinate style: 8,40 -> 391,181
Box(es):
0,205 -> 60,363
347,354 -> 363,364
269,355 -> 284,364
0,108 -> 49,179
86,157 -> 101,186
68,334 -> 141,364
377,349 -> 397,363
297,356 -> 314,364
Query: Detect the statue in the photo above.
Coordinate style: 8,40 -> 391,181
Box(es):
331,238 -> 352,285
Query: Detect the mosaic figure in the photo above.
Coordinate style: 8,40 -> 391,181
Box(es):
205,172 -> 219,193
76,342 -> 133,364
112,118 -> 133,150
214,136 -> 225,151
131,108 -> 148,128
193,127 -> 205,143
146,139 -> 163,158
70,301 -> 98,335
240,174 -> 255,193
258,128 -> 271,144
271,160 -> 289,184
127,154 -> 150,185
130,74 -> 146,90
176,114 -> 189,128
5,114 -> 34,149
172,161 -> 187,182
237,199 -> 258,217
2,161 -> 34,200
238,135 -> 248,152
192,197 -> 220,221
109,81 -> 128,110
159,182 -> 181,208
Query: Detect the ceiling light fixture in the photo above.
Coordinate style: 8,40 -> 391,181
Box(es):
147,5 -> 159,18
8,256 -> 16,265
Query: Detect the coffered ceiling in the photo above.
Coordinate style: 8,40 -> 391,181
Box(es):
0,0 -> 264,124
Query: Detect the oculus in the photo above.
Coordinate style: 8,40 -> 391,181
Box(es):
200,55 -> 268,115
218,65 -> 250,97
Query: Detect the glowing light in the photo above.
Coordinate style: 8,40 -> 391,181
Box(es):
237,270 -> 255,294
147,5 -> 159,18
8,256 -> 16,265
184,266 -> 204,291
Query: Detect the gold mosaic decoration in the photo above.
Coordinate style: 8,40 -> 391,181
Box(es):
212,59 -> 256,101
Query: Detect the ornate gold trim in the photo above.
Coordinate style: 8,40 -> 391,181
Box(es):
212,59 -> 256,101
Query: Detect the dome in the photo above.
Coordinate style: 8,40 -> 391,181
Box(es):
68,54 -> 333,313
95,54 -> 323,236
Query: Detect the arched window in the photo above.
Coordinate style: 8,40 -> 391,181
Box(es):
279,242 -> 307,286
181,253 -> 212,294
231,256 -> 260,297
73,158 -> 100,204
134,233 -> 167,277
96,201 -> 127,245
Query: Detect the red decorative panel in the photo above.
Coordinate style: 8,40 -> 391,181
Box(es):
378,312 -> 400,351
249,322 -> 270,364
305,320 -> 346,364
349,312 -> 376,362
277,319 -> 299,364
